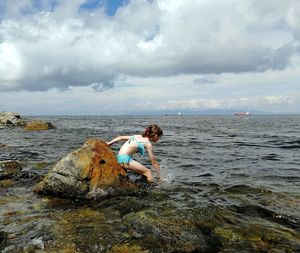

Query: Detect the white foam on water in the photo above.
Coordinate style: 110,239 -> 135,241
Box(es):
159,159 -> 174,184
31,237 -> 44,250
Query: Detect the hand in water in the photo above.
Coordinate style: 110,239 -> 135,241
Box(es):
158,175 -> 164,182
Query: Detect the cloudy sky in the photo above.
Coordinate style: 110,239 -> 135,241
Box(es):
0,0 -> 300,115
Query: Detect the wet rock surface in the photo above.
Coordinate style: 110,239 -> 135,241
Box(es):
0,179 -> 16,188
0,231 -> 8,251
0,160 -> 22,180
34,139 -> 128,199
122,210 -> 207,252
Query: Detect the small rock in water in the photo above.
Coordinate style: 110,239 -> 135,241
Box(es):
25,120 -> 56,131
0,179 -> 15,188
0,160 -> 22,180
0,112 -> 27,126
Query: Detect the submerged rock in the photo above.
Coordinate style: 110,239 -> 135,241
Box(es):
0,179 -> 15,188
0,112 -> 27,126
25,120 -> 56,131
108,244 -> 148,253
214,226 -> 247,249
34,139 -> 128,199
0,160 -> 22,180
191,205 -> 300,253
122,210 -> 207,253
0,143 -> 8,148
0,231 -> 8,251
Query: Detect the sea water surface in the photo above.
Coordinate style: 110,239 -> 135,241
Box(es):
0,115 -> 300,252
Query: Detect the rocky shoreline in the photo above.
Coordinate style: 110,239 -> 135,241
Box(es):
1,114 -> 299,252
0,112 -> 55,130
1,113 -> 145,199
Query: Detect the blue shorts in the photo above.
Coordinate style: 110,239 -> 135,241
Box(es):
117,154 -> 133,165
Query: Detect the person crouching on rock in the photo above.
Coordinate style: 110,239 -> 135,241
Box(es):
106,124 -> 163,182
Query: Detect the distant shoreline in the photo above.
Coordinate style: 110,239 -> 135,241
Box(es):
23,113 -> 300,117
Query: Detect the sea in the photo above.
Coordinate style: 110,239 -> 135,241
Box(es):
0,115 -> 299,252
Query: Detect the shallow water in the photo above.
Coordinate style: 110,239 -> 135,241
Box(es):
1,115 -> 300,252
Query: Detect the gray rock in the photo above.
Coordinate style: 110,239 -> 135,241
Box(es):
0,112 -> 27,126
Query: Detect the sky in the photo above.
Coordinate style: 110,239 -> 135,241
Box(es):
0,0 -> 300,115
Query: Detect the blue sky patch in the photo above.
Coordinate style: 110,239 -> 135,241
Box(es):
0,0 -> 129,19
80,0 -> 130,16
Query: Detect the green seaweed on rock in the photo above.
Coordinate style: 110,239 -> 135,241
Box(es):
108,243 -> 149,253
122,209 -> 207,253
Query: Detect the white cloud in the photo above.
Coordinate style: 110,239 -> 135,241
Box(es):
0,0 -> 299,92
0,0 -> 300,114
0,42 -> 23,84
151,95 -> 298,112
286,3 -> 300,41
264,96 -> 293,105
164,98 -> 244,110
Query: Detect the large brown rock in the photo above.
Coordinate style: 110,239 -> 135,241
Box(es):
25,120 -> 56,131
34,139 -> 128,199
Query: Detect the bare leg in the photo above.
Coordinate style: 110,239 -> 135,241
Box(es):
122,160 -> 153,182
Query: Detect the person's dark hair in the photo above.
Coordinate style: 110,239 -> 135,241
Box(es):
142,124 -> 163,138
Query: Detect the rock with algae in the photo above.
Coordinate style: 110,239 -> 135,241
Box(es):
33,139 -> 130,199
47,206 -> 208,253
25,120 -> 56,131
184,204 -> 300,253
214,226 -> 248,249
122,210 -> 207,253
46,206 -> 128,253
0,179 -> 15,188
0,160 -> 22,180
108,244 -> 149,253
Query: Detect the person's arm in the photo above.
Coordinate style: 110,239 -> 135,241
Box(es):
106,136 -> 130,146
146,143 -> 162,179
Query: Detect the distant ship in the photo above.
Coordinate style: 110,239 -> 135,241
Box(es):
164,112 -> 183,116
234,111 -> 251,116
